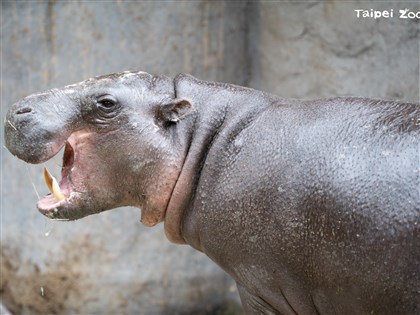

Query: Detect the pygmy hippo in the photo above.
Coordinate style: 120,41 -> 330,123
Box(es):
4,72 -> 419,315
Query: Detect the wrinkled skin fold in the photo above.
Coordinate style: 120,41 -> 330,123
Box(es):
5,71 -> 420,315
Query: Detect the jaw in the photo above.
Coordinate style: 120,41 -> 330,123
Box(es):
36,132 -> 107,220
34,130 -> 165,223
37,140 -> 79,220
22,127 -> 181,224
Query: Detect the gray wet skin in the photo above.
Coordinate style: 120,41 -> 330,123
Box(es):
5,71 -> 420,315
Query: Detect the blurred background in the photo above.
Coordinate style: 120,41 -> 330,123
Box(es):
1,1 -> 418,314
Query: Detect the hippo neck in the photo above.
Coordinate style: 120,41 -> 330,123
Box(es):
164,74 -> 279,245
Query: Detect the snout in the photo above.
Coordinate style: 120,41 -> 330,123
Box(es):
5,101 -> 43,163
5,94 -> 75,164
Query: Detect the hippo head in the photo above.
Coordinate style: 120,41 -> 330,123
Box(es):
5,71 -> 192,227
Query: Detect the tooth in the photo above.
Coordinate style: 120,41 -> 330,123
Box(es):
44,167 -> 65,201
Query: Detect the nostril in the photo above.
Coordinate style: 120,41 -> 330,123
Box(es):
16,107 -> 32,115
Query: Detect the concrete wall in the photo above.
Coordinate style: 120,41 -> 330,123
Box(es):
1,1 -> 418,314
250,1 -> 419,101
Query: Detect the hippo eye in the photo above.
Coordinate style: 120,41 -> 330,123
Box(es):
99,100 -> 114,108
97,95 -> 117,110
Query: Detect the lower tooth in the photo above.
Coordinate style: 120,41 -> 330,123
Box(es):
44,167 -> 65,201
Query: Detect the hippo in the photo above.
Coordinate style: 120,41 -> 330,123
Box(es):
4,71 -> 419,315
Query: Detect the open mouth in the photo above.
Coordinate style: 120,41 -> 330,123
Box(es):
37,141 -> 76,219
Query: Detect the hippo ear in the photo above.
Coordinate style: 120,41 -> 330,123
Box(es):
158,98 -> 193,123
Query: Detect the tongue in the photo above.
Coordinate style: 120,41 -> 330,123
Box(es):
44,167 -> 65,201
